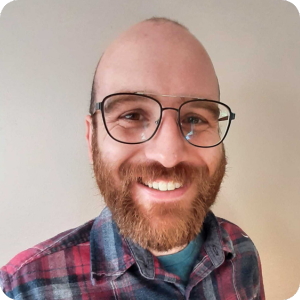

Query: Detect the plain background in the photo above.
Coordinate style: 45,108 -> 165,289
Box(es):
0,0 -> 300,299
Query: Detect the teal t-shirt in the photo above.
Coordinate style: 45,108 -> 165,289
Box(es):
157,232 -> 204,286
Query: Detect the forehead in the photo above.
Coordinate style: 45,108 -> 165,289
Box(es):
95,23 -> 219,102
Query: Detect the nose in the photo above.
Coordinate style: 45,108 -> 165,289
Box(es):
144,109 -> 189,168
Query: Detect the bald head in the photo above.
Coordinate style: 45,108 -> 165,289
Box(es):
89,18 -> 219,115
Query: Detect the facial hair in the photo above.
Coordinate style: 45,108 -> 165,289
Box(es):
92,133 -> 227,252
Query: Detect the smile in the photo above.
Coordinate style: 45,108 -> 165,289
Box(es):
138,177 -> 183,191
135,179 -> 190,202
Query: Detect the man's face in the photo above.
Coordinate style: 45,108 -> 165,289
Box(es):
86,22 -> 226,251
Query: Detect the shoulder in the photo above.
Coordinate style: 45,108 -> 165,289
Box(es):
217,216 -> 250,240
0,219 -> 95,296
215,217 -> 265,298
216,216 -> 260,257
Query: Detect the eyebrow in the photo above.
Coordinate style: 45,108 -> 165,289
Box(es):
102,92 -> 222,118
105,93 -> 220,118
104,95 -> 149,113
104,93 -> 199,112
188,101 -> 220,119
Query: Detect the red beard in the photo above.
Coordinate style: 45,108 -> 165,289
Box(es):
92,132 -> 227,251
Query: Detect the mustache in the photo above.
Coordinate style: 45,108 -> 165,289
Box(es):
118,160 -> 209,186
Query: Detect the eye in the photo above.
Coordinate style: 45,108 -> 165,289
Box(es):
181,116 -> 207,125
121,113 -> 141,120
121,112 -> 143,121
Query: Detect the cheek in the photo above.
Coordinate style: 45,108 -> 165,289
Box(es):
195,145 -> 224,176
99,140 -> 127,166
97,127 -> 141,171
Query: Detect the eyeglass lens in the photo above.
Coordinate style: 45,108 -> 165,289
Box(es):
102,94 -> 230,147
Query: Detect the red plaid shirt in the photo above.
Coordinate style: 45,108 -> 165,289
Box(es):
0,207 -> 265,299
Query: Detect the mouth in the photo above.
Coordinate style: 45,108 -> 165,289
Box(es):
137,178 -> 190,202
137,177 -> 183,191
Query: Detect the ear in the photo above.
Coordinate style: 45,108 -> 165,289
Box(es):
85,115 -> 94,164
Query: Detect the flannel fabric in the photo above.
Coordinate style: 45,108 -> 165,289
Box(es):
0,207 -> 265,299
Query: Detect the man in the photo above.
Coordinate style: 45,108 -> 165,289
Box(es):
0,18 -> 265,299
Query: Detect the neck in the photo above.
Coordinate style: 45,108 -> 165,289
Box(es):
148,244 -> 188,257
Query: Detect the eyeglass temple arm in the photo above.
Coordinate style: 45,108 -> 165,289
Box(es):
92,102 -> 102,115
218,113 -> 236,122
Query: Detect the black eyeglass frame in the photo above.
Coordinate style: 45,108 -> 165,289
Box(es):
92,92 -> 236,148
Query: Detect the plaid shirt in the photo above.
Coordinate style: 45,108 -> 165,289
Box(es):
0,207 -> 265,300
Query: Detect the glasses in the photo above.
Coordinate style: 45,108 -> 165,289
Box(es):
92,92 -> 235,148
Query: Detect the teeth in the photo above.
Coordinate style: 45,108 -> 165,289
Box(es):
142,180 -> 182,191
167,182 -> 175,191
175,183 -> 181,188
159,182 -> 167,191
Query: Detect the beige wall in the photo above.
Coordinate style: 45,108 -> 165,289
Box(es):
1,0 -> 299,299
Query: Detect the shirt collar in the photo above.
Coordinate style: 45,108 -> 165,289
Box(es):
203,211 -> 236,268
90,207 -> 135,284
90,207 -> 235,285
